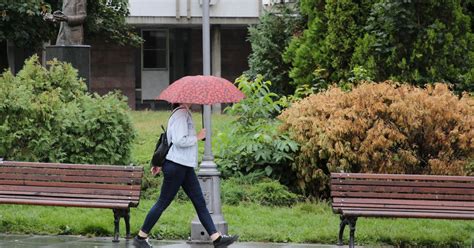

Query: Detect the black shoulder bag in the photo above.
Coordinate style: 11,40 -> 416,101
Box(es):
150,107 -> 181,167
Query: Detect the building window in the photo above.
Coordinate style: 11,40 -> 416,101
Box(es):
142,30 -> 167,69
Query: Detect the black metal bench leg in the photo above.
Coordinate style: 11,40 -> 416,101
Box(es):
124,208 -> 132,240
113,209 -> 121,243
348,217 -> 357,248
338,216 -> 349,246
113,208 -> 132,242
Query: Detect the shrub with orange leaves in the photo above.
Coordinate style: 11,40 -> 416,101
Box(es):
279,82 -> 474,198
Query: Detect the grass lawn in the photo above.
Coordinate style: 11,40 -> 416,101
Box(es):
0,200 -> 472,246
0,111 -> 473,246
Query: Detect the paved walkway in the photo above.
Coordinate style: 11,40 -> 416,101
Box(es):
0,234 -> 346,248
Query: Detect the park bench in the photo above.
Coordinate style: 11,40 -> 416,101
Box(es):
330,173 -> 474,248
0,160 -> 143,242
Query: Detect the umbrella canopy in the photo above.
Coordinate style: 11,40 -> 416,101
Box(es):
157,75 -> 245,105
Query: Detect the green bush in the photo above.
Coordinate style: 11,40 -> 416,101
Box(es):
221,174 -> 301,206
284,0 -> 474,92
283,0 -> 373,88
246,4 -> 303,95
216,75 -> 299,186
352,0 -> 474,92
249,180 -> 301,207
0,56 -> 135,165
279,82 -> 474,198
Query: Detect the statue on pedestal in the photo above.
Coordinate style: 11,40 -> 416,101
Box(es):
43,0 -> 90,89
44,0 -> 87,45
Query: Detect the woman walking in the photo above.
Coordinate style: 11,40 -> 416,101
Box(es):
133,104 -> 238,248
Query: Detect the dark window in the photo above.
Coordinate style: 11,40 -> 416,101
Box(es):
143,30 -> 167,69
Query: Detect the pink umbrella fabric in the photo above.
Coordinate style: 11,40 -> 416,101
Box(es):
157,75 -> 245,104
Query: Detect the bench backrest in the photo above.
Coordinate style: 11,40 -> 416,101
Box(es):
0,161 -> 143,209
331,173 -> 474,219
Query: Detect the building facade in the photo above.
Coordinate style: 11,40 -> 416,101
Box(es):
89,0 -> 263,109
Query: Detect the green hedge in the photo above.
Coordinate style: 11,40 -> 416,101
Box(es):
0,56 -> 135,165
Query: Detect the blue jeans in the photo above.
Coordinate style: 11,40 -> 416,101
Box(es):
141,160 -> 218,236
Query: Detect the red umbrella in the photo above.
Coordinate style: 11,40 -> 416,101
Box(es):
157,75 -> 245,104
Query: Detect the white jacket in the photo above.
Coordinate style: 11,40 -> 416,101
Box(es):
165,108 -> 198,167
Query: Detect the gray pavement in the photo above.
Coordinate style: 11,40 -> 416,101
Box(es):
0,234 -> 346,248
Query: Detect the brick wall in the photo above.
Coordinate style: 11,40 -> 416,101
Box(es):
189,28 -> 204,76
189,27 -> 250,83
220,28 -> 251,83
89,38 -> 137,109
87,26 -> 250,110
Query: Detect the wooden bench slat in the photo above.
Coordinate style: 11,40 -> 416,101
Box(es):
0,195 -> 137,205
0,161 -> 142,171
333,198 -> 474,207
0,173 -> 141,184
331,179 -> 474,189
0,161 -> 144,242
0,190 -> 140,201
331,191 -> 474,201
332,203 -> 474,212
333,185 -> 474,195
0,167 -> 143,178
341,210 -> 474,219
340,207 -> 473,216
0,198 -> 131,209
0,179 -> 141,191
331,173 -> 474,182
0,185 -> 140,197
331,173 -> 474,246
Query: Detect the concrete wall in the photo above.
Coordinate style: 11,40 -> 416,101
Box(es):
89,39 -> 137,109
130,0 -> 261,18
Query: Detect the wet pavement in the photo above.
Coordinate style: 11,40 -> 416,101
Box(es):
0,234 -> 346,248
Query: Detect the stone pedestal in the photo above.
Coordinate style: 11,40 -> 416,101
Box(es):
45,45 -> 90,89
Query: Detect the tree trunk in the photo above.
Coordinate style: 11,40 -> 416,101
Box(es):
6,40 -> 36,74
6,40 -> 15,73
0,41 -> 8,73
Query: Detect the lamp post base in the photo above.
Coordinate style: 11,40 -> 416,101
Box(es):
189,159 -> 227,243
189,215 -> 227,243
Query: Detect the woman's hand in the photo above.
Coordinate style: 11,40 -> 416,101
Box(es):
197,128 -> 206,141
151,166 -> 161,176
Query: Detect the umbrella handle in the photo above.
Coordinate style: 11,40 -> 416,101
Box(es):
201,107 -> 206,141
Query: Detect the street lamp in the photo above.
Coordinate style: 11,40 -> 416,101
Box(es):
190,0 -> 228,242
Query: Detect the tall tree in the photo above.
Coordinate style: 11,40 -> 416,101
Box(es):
283,0 -> 373,88
352,0 -> 474,92
246,5 -> 303,95
0,1 -> 54,48
284,0 -> 474,92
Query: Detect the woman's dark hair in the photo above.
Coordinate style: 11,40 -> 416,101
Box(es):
171,103 -> 180,110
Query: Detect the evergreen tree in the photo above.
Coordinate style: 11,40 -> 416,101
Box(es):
352,0 -> 474,91
284,0 -> 474,92
284,0 -> 373,88
246,5 -> 303,95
